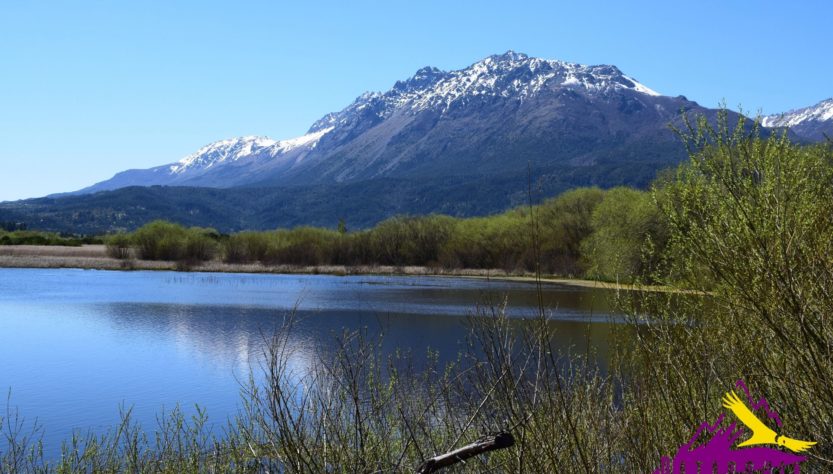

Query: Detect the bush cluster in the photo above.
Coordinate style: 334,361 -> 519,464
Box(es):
106,221 -> 220,262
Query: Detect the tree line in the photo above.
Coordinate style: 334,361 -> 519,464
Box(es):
106,184 -> 667,282
0,229 -> 101,246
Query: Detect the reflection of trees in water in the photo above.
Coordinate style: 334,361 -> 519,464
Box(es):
94,301 -> 618,380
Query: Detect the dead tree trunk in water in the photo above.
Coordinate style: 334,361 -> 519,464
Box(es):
415,431 -> 515,473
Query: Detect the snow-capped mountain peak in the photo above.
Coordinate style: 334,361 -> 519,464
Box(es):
306,51 -> 661,134
762,98 -> 833,141
762,98 -> 833,128
401,51 -> 662,109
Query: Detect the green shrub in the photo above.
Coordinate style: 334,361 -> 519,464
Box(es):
367,215 -> 456,266
182,229 -> 219,262
105,233 -> 132,259
615,114 -> 833,469
131,221 -> 218,262
222,231 -> 270,263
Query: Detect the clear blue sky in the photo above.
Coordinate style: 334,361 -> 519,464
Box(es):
1,0 -> 831,201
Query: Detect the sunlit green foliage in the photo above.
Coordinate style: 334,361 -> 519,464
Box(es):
129,220 -> 220,262
536,187 -> 606,276
114,187 -> 666,281
614,113 -> 833,469
581,187 -> 666,281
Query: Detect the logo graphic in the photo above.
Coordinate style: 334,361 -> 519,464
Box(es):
655,380 -> 816,473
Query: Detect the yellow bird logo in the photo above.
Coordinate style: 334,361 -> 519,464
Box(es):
722,390 -> 816,453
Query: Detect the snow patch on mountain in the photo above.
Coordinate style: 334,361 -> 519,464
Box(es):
170,136 -> 276,174
170,128 -> 333,174
762,98 -> 833,128
268,127 -> 333,156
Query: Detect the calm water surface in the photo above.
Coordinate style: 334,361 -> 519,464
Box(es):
0,268 -> 622,456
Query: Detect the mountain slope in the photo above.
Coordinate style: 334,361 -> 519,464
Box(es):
762,98 -> 833,141
78,131 -> 332,194
2,172 -> 629,234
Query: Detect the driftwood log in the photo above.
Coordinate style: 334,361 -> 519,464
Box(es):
416,431 -> 515,473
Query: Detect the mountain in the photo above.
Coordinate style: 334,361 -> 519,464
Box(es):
80,51 -> 715,195
762,98 -> 833,141
1,52 -> 766,233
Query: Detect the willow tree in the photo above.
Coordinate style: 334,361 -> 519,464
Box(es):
617,112 -> 833,470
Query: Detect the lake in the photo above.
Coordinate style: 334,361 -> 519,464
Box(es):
0,268 -> 622,457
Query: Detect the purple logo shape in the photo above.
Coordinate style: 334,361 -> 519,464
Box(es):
654,380 -> 809,474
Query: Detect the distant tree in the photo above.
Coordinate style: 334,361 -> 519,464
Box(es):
105,233 -> 132,259
131,220 -> 218,261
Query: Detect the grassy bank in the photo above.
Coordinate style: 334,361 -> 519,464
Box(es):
0,244 -> 646,291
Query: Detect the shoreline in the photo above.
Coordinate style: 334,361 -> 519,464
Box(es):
0,244 -> 663,291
